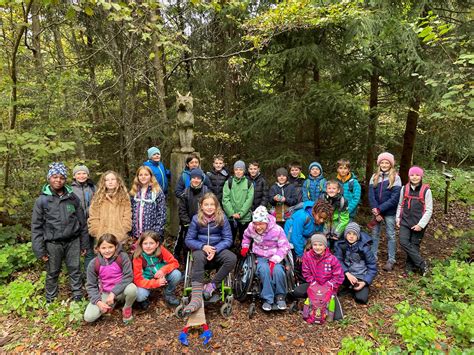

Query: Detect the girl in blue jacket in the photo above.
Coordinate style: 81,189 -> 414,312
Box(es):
368,152 -> 402,272
184,192 -> 237,314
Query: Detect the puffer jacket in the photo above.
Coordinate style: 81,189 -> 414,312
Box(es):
283,201 -> 324,257
241,214 -> 290,263
143,160 -> 171,194
31,184 -> 89,259
185,214 -> 233,254
336,173 -> 361,218
302,248 -> 344,291
178,184 -> 209,225
130,186 -> 166,238
334,232 -> 377,285
247,173 -> 269,211
207,168 -> 230,202
368,172 -> 402,216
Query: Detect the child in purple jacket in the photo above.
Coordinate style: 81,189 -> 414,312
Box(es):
241,206 -> 290,311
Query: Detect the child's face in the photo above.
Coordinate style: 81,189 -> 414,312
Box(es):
98,241 -> 116,259
309,167 -> 321,178
151,153 -> 161,162
326,183 -> 340,197
379,160 -> 391,172
234,168 -> 245,179
312,242 -> 326,255
346,231 -> 358,244
254,221 -> 268,234
138,169 -> 152,186
277,175 -> 288,184
213,159 -> 224,172
201,198 -> 216,216
337,165 -> 350,177
190,176 -> 203,187
248,165 -> 259,178
104,173 -> 118,190
409,174 -> 422,185
290,167 -> 301,178
49,174 -> 66,191
142,237 -> 159,255
314,212 -> 328,225
187,158 -> 200,170
74,171 -> 89,183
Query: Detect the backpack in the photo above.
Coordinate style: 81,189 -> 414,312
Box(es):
94,254 -> 124,275
302,283 -> 332,324
284,202 -> 311,226
227,177 -> 252,190
399,183 -> 430,216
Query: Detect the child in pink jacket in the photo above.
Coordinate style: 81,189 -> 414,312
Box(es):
241,206 -> 290,312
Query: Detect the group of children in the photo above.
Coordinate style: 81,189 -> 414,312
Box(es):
31,148 -> 433,326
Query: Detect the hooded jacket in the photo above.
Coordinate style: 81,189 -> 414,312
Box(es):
283,201 -> 324,257
130,186 -> 166,238
334,232 -> 377,285
207,168 -> 230,202
71,179 -> 95,218
302,248 -> 344,291
31,184 -> 89,259
86,248 -> 133,305
175,168 -> 212,198
302,163 -> 327,202
143,160 -> 171,194
247,172 -> 269,211
222,176 -> 255,223
241,214 -> 290,264
368,172 -> 402,216
185,214 -> 233,254
88,195 -> 132,242
336,173 -> 361,218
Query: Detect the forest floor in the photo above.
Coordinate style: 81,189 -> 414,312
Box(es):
1,202 -> 472,353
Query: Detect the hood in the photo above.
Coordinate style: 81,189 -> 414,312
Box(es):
41,184 -> 73,196
248,214 -> 277,234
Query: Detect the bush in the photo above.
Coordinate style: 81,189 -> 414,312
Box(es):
338,337 -> 374,355
0,242 -> 37,283
425,168 -> 474,205
0,273 -> 45,317
451,230 -> 474,262
46,299 -> 87,331
445,302 -> 474,347
0,224 -> 30,245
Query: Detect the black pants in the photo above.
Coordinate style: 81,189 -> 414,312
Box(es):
45,238 -> 82,301
399,225 -> 426,271
230,221 -> 249,246
341,278 -> 370,304
174,224 -> 189,260
291,283 -> 343,320
192,249 -> 237,285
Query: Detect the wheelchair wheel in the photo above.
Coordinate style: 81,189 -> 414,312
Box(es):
233,253 -> 256,302
284,254 -> 297,293
248,303 -> 256,319
220,303 -> 232,318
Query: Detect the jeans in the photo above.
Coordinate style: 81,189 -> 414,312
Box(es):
371,215 -> 396,263
256,257 -> 287,304
136,269 -> 182,302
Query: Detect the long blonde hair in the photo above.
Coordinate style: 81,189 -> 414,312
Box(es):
372,166 -> 398,189
92,170 -> 130,206
129,166 -> 162,197
197,192 -> 225,227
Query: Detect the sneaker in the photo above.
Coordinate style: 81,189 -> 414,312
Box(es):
72,295 -> 83,302
420,264 -> 429,277
136,300 -> 150,310
276,295 -> 287,310
383,261 -> 394,271
165,294 -> 180,307
203,283 -> 216,300
262,302 -> 272,311
122,306 -> 133,323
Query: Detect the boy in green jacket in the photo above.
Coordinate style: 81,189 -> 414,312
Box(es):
222,160 -> 254,246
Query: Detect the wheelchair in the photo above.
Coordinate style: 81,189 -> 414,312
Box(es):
175,251 -> 234,318
233,252 -> 298,318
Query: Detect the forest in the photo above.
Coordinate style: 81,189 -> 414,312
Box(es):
0,0 -> 472,353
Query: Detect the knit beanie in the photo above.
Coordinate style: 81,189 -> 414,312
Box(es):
73,164 -> 89,176
310,234 -> 327,247
344,222 -> 361,241
408,166 -> 424,177
275,167 -> 288,178
190,168 -> 204,179
147,147 -> 161,159
234,160 -> 246,171
377,152 -> 395,167
308,162 -> 323,174
47,162 -> 67,179
252,206 -> 269,223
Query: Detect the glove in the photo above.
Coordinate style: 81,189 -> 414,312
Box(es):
269,261 -> 275,276
240,248 -> 249,258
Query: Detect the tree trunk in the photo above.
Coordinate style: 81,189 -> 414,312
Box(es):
399,95 -> 421,184
31,0 -> 44,77
363,68 -> 379,206
151,10 -> 168,125
313,67 -> 321,159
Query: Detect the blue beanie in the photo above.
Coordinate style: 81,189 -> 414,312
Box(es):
308,162 -> 323,174
147,147 -> 161,159
47,162 -> 67,179
190,168 -> 204,179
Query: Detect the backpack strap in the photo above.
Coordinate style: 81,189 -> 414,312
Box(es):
419,184 -> 430,213
348,179 -> 354,194
94,254 -> 123,275
228,178 -> 233,190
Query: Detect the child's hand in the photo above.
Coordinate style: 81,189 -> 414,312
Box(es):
280,196 -> 286,202
372,208 -> 379,216
345,272 -> 358,285
105,292 -> 115,305
375,215 -> 384,222
396,220 -> 400,229
232,213 -> 240,220
411,225 -> 422,232
154,270 -> 164,279
353,281 -> 366,291
41,255 -> 49,262
81,249 -> 87,256
206,249 -> 216,261
273,196 -> 280,202
157,277 -> 167,287
97,300 -> 112,313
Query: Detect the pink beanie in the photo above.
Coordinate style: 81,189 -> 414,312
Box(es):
377,152 -> 395,167
408,166 -> 424,177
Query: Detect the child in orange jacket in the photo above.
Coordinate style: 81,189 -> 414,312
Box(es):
133,231 -> 182,309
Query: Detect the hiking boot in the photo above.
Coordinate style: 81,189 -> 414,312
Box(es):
135,300 -> 150,310
165,294 -> 180,307
383,261 -> 394,271
122,306 -> 133,323
72,295 -> 83,302
262,302 -> 272,311
420,263 -> 429,277
203,283 -> 216,300
276,295 -> 287,310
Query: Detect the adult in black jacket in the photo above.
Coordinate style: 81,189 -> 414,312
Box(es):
247,162 -> 269,211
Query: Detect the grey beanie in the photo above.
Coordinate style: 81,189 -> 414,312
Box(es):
234,160 -> 246,171
344,222 -> 361,240
311,234 -> 327,247
73,164 -> 89,176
